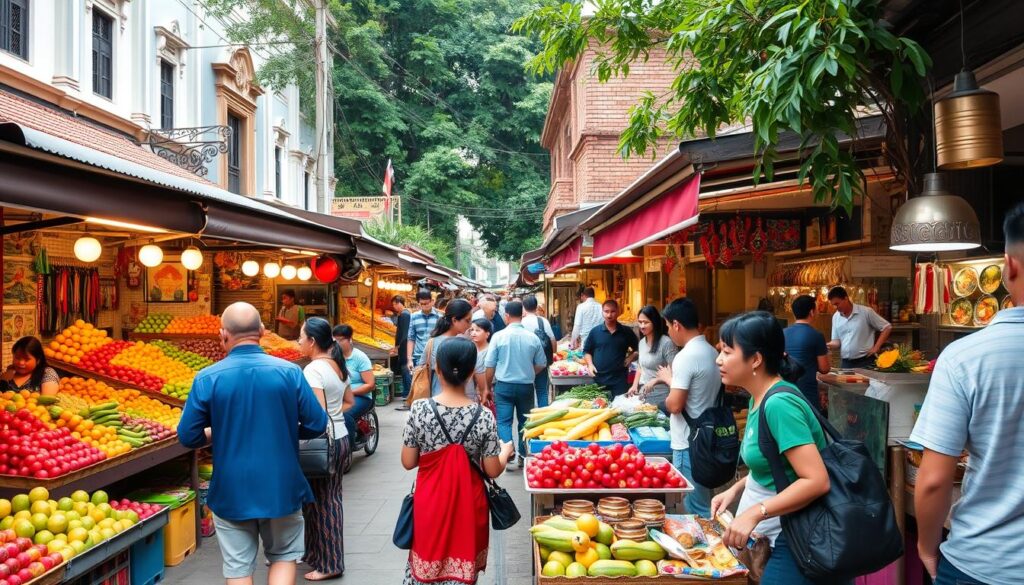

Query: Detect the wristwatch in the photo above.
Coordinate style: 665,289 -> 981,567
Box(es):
759,503 -> 769,520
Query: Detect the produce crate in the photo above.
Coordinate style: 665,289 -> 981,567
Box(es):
164,499 -> 197,566
65,550 -> 130,585
374,373 -> 393,406
130,528 -> 166,585
528,440 -> 631,456
627,428 -> 671,457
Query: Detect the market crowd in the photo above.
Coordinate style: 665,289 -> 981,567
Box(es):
144,202 -> 1024,585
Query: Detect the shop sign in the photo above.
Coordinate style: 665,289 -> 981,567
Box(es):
850,255 -> 912,278
644,258 -> 662,272
330,196 -> 401,221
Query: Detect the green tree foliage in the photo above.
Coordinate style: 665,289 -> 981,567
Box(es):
202,0 -> 552,260
363,219 -> 453,268
514,0 -> 932,211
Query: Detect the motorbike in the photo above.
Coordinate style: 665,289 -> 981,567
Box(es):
344,388 -> 380,473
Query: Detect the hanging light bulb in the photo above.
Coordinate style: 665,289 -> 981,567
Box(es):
297,266 -> 312,281
263,262 -> 281,278
242,260 -> 260,277
281,265 -> 297,280
139,244 -> 164,267
363,277 -> 373,287
890,172 -> 981,252
181,246 -> 204,271
73,236 -> 102,263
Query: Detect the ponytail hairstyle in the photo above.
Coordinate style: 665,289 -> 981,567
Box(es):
431,298 -> 473,337
718,311 -> 803,383
12,336 -> 49,389
303,317 -> 349,381
638,305 -> 667,348
436,336 -> 478,387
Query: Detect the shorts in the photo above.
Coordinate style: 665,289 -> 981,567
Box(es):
213,511 -> 305,578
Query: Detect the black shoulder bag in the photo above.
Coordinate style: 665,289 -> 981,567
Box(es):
757,383 -> 903,580
681,384 -> 740,488
429,400 -> 521,530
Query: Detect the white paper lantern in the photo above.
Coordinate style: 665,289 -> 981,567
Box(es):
73,236 -> 102,263
242,260 -> 260,277
297,266 -> 312,281
139,244 -> 164,267
181,246 -> 204,270
263,262 -> 281,278
281,265 -> 297,280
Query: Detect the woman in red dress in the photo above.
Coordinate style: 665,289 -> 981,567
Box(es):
400,337 -> 514,584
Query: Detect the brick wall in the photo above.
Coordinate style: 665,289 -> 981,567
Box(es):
542,45 -> 679,232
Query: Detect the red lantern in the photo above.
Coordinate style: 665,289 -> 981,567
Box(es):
311,255 -> 341,283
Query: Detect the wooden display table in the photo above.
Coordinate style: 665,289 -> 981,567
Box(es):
51,361 -> 185,407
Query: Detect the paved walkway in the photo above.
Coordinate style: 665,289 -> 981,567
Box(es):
164,402 -> 534,584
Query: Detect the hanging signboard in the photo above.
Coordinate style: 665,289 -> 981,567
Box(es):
850,255 -> 912,278
330,197 -> 401,221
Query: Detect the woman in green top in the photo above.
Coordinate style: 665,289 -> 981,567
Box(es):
708,312 -> 842,585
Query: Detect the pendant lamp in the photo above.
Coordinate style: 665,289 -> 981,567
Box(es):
263,262 -> 281,279
934,2 -> 1003,169
242,260 -> 260,277
73,236 -> 102,263
297,266 -> 312,281
181,246 -> 204,271
890,172 -> 981,252
281,265 -> 297,280
139,244 -> 164,267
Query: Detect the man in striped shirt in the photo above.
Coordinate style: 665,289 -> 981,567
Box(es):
911,202 -> 1024,585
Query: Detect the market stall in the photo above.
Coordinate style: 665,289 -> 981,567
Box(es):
520,393 -> 748,582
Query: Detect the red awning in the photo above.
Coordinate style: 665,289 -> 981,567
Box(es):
591,174 -> 701,261
546,236 -> 583,274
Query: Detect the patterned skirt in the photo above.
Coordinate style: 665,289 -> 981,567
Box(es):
303,438 -> 350,575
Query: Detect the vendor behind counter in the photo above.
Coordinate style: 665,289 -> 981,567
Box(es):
1,336 -> 59,395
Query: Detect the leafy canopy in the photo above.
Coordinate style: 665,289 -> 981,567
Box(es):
514,0 -> 932,211
363,219 -> 453,268
203,0 -> 552,263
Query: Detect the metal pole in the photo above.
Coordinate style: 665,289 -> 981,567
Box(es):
314,0 -> 328,213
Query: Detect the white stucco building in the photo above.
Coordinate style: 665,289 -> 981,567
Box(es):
0,0 -> 332,210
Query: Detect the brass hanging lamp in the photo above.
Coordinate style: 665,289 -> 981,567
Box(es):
934,1 -> 1003,169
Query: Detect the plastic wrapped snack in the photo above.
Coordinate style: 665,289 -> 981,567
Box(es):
663,515 -> 706,548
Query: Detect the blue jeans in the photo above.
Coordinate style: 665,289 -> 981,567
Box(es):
399,363 -> 412,398
344,395 -> 374,443
672,449 -> 713,518
762,532 -> 853,585
494,382 -> 535,457
534,368 -> 550,408
935,553 -> 989,585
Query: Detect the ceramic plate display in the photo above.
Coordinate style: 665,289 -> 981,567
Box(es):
979,265 -> 1002,294
953,267 -> 979,297
1002,295 -> 1015,310
974,295 -> 998,326
949,297 -> 973,326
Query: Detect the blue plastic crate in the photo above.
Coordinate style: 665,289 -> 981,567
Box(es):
629,427 -> 672,456
130,528 -> 165,585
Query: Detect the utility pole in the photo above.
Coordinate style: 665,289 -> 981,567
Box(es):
314,0 -> 329,213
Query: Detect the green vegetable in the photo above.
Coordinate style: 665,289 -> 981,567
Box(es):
524,409 -> 570,430
561,384 -> 609,401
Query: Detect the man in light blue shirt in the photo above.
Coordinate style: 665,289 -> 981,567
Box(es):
826,286 -> 892,368
485,301 -> 546,468
571,287 -> 603,349
910,203 -> 1024,585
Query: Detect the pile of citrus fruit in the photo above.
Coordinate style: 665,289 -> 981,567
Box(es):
0,487 -> 160,568
42,321 -> 111,365
132,314 -> 173,334
163,314 -> 221,335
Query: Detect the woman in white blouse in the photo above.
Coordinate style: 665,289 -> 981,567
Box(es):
628,306 -> 678,413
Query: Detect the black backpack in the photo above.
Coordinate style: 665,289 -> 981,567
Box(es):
758,383 -> 903,580
533,317 -> 555,366
682,384 -> 739,488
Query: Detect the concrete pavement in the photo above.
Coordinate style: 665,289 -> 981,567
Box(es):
163,401 -> 535,584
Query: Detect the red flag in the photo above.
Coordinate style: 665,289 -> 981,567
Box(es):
382,159 -> 395,211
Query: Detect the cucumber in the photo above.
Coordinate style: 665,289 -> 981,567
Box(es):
88,401 -> 119,414
524,409 -> 569,430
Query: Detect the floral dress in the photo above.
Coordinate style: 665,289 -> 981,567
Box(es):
401,400 -> 501,585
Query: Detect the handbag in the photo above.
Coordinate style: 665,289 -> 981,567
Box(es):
428,400 -> 520,530
299,380 -> 342,479
682,384 -> 740,488
405,338 -> 435,406
757,382 -> 903,580
392,482 -> 414,549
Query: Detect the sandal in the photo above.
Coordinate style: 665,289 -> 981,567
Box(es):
304,570 -> 342,581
